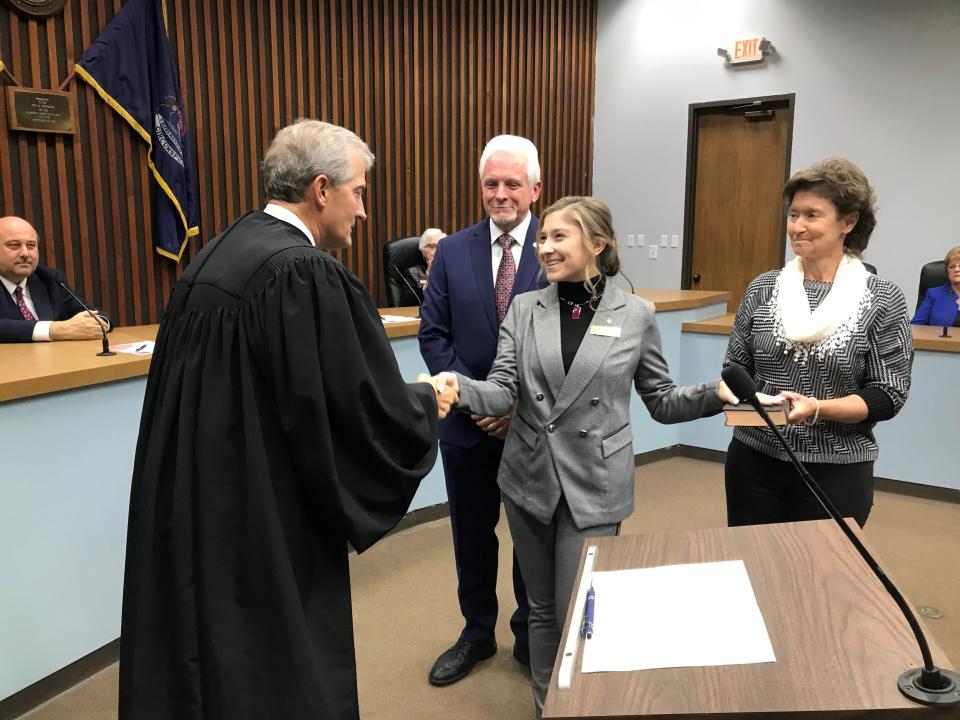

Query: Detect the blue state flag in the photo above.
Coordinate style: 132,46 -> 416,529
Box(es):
76,0 -> 198,261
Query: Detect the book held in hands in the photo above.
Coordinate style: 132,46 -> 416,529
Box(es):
723,400 -> 790,426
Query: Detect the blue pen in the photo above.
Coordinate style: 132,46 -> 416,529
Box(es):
134,343 -> 148,353
581,585 -> 595,639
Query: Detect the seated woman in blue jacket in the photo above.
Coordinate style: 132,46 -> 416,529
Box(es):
434,196 -> 739,718
912,245 -> 960,326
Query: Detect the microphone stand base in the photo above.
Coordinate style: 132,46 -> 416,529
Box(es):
898,667 -> 960,706
97,350 -> 117,357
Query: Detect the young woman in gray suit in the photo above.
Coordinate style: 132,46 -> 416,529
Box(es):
438,196 -> 738,717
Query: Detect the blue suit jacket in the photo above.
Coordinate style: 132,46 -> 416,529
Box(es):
911,283 -> 958,327
419,217 -> 545,448
0,265 -> 104,342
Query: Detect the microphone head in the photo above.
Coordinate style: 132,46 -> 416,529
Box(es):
721,364 -> 760,407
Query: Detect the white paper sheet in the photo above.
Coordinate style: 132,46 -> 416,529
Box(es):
580,560 -> 776,673
380,314 -> 418,324
109,340 -> 155,355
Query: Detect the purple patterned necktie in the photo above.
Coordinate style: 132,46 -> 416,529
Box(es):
494,234 -> 516,323
14,286 -> 35,321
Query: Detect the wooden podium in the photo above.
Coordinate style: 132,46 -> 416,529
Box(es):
544,519 -> 959,719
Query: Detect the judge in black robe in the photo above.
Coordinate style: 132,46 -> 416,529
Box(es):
119,120 -> 447,720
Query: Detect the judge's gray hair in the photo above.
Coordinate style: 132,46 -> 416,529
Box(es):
478,135 -> 540,185
263,119 -> 374,202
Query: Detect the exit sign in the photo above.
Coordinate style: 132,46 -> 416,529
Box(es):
718,37 -> 773,66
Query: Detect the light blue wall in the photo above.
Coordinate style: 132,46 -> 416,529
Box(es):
675,331 -> 960,492
628,301 -> 731,453
0,379 -> 143,701
0,338 -> 447,702
3,317 -> 955,701
390,336 -> 449,509
594,0 -> 960,303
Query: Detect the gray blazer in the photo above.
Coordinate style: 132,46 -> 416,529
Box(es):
456,283 -> 722,529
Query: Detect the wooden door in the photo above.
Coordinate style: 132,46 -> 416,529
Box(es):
684,97 -> 793,311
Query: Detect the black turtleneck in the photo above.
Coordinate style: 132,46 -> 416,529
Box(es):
557,276 -> 604,374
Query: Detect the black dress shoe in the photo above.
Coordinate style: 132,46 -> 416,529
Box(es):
512,643 -> 530,667
428,637 -> 497,686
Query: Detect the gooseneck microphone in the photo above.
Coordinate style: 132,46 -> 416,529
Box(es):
721,364 -> 958,707
58,281 -> 115,357
391,265 -> 423,307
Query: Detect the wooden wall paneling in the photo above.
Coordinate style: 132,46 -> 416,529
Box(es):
351,0 -> 365,283
0,7 -> 12,212
201,2 -> 222,238
294,0 -> 304,119
581,0 -> 597,194
1,0 -> 598,315
215,1 -> 235,227
46,17 -> 72,280
60,5 -> 92,295
27,19 -> 55,271
365,0 -> 376,290
384,0 -> 398,243
78,3 -> 100,309
401,0 -> 412,237
184,0 -> 206,262
428,0 -> 439,232
11,14 -> 34,226
98,2 -> 124,325
245,0 -> 261,211
281,0 -> 293,126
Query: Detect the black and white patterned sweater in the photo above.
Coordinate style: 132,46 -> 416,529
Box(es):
724,269 -> 913,464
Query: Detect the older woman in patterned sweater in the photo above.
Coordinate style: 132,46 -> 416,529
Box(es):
723,158 -> 912,528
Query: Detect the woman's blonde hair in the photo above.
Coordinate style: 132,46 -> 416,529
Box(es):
944,245 -> 960,270
538,196 -> 620,297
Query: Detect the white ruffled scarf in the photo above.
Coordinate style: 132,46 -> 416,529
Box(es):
777,254 -> 870,343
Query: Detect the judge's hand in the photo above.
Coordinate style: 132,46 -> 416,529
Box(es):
50,311 -> 108,341
417,373 -> 459,420
471,406 -> 513,440
435,383 -> 459,420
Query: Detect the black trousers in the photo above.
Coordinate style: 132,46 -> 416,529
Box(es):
724,438 -> 875,528
440,436 -> 530,647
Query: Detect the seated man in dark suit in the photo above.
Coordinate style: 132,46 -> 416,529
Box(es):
0,216 -> 110,343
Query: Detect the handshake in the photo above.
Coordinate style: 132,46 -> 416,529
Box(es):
417,371 -> 461,419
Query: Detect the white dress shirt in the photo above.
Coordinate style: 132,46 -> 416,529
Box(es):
264,203 -> 316,246
1,275 -> 51,341
489,212 -> 533,287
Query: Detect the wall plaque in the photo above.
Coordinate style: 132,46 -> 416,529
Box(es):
6,86 -> 75,134
2,0 -> 67,19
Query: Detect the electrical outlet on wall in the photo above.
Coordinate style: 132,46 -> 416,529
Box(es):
627,234 -> 636,247
637,234 -> 645,246
660,234 -> 668,247
670,234 -> 679,248
648,245 -> 658,260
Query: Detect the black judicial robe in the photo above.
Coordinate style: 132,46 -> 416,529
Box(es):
118,211 -> 439,720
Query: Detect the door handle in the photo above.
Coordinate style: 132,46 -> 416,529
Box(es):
692,273 -> 701,283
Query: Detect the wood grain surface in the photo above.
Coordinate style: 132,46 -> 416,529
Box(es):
544,521 -> 959,719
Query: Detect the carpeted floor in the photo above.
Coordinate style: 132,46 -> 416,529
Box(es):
18,457 -> 960,720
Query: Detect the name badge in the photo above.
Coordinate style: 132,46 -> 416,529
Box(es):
590,325 -> 621,337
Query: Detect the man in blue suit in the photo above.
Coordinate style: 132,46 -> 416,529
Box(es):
0,216 -> 109,343
419,135 -> 544,685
